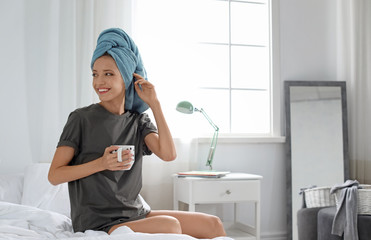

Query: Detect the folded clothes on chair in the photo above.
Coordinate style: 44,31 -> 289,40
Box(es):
330,180 -> 359,240
91,28 -> 148,113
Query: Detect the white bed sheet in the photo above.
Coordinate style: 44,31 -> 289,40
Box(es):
0,202 -> 233,240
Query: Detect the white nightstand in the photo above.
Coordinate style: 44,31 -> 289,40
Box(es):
173,173 -> 263,240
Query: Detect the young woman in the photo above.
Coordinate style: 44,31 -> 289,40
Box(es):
48,28 -> 226,239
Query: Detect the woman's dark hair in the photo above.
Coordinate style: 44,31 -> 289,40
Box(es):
102,52 -> 111,57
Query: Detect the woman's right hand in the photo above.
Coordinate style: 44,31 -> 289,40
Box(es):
100,146 -> 134,171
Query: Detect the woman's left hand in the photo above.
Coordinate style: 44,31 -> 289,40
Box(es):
133,73 -> 158,106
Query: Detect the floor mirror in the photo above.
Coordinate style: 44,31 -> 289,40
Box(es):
284,81 -> 350,240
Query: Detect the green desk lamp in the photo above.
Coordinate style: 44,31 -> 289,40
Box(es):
176,101 -> 219,170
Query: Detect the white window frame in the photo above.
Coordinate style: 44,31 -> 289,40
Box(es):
197,0 -> 283,143
269,0 -> 284,142
130,0 -> 283,143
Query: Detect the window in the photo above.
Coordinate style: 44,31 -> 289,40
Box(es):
132,0 -> 277,137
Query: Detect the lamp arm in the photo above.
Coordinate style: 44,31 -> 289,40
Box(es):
206,129 -> 219,170
195,108 -> 219,170
195,108 -> 219,131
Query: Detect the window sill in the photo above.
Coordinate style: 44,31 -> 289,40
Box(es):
174,135 -> 286,144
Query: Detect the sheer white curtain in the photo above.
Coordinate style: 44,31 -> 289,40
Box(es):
0,0 -> 192,207
8,0 -> 193,208
337,0 -> 371,183
0,0 -> 131,172
22,0 -> 129,165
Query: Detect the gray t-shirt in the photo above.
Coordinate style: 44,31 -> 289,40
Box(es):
57,103 -> 157,232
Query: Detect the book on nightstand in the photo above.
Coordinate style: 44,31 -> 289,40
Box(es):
177,171 -> 230,178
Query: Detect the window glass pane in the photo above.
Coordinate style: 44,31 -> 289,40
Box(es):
194,89 -> 230,133
231,2 -> 269,45
231,46 -> 269,89
195,0 -> 229,44
231,90 -> 270,134
169,104 -> 201,138
133,0 -> 273,135
194,44 -> 229,88
134,0 -> 197,44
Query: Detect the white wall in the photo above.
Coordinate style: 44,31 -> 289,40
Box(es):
280,0 -> 338,81
0,0 -> 340,239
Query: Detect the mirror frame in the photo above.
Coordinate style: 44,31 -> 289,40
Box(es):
284,80 -> 350,240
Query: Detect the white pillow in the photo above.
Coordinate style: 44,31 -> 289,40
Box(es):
0,173 -> 24,204
21,163 -> 71,218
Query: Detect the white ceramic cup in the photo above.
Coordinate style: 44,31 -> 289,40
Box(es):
113,145 -> 135,170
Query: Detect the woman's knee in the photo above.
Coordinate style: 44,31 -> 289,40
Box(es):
207,215 -> 226,236
155,215 -> 182,234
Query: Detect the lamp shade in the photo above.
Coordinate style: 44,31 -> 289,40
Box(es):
176,101 -> 194,114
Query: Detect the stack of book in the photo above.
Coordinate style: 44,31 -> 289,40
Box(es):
177,171 -> 230,178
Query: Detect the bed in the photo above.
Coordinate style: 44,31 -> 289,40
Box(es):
0,163 -> 233,240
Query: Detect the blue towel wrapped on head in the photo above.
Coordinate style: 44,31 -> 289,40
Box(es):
91,28 -> 148,113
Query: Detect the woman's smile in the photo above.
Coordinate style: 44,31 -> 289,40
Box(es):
97,88 -> 110,94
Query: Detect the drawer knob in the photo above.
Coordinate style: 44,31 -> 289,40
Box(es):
226,190 -> 231,195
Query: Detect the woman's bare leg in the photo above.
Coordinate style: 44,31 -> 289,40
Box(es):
108,215 -> 182,235
108,210 -> 226,238
147,210 -> 226,239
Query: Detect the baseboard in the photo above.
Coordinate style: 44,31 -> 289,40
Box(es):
261,231 -> 287,240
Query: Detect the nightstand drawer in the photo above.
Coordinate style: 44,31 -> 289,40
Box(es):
192,180 -> 260,203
